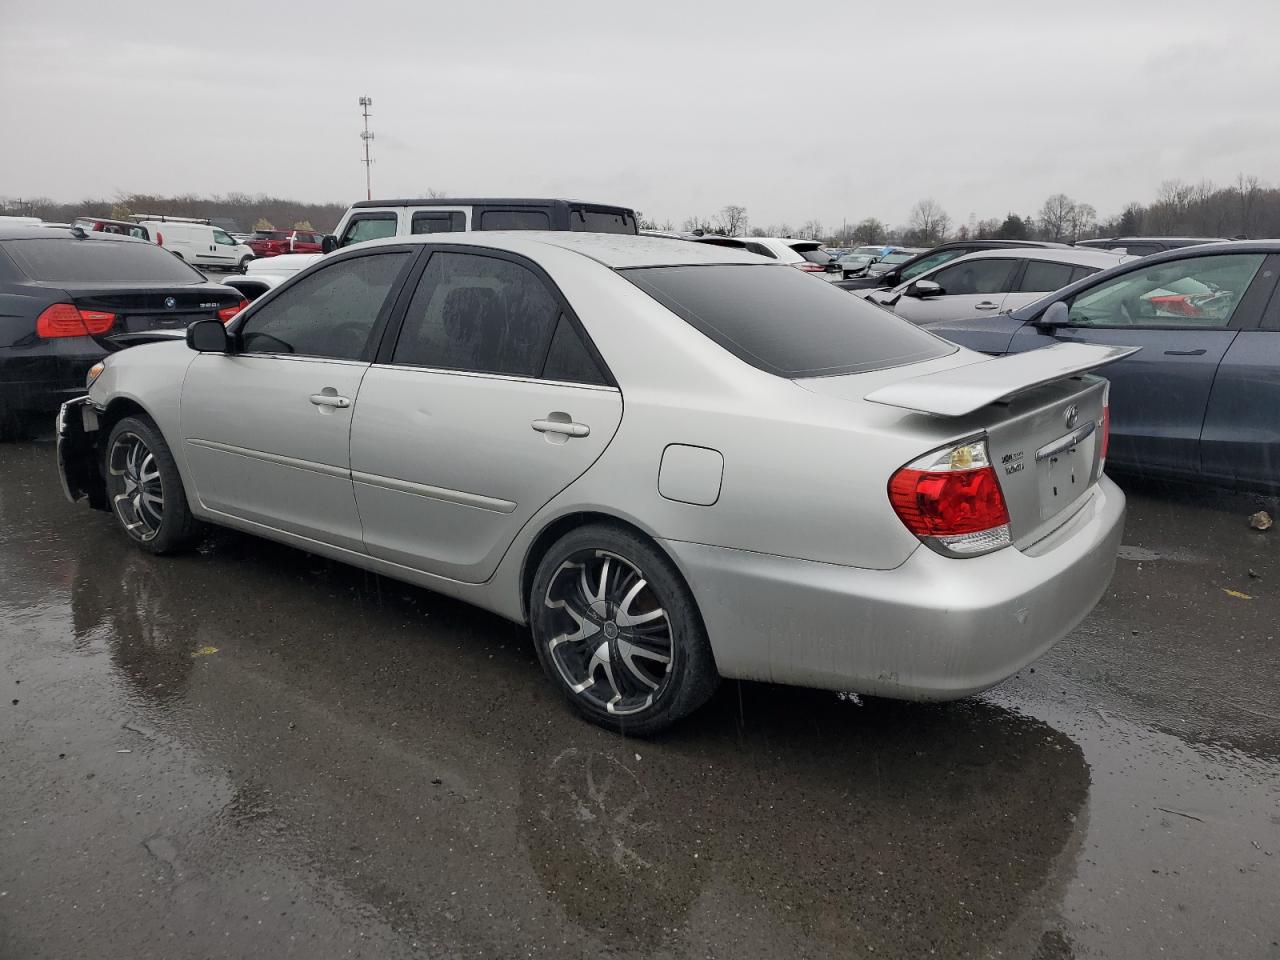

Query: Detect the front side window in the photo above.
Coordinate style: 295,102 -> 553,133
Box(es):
214,230 -> 236,246
238,252 -> 409,359
392,251 -> 560,376
340,214 -> 397,247
899,249 -> 964,281
624,264 -> 953,378
1065,253 -> 1266,328
930,258 -> 1016,296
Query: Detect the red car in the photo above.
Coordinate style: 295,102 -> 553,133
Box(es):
244,229 -> 326,258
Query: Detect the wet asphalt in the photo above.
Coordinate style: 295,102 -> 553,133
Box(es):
1,438 -> 1277,960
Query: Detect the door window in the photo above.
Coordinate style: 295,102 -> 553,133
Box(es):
478,209 -> 551,230
213,230 -> 237,246
930,258 -> 1016,295
1064,253 -> 1266,328
1019,259 -> 1092,293
340,214 -> 398,247
411,211 -> 465,234
392,251 -> 561,377
899,249 -> 965,282
238,252 -> 409,359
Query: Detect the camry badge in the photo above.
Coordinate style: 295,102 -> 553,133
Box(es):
164,296 -> 177,310
1064,404 -> 1079,428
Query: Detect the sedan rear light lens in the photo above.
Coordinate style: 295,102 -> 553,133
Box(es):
794,262 -> 826,272
217,299 -> 249,323
888,439 -> 1011,556
36,304 -> 116,338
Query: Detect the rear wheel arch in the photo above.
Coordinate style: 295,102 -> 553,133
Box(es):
520,511 -> 699,625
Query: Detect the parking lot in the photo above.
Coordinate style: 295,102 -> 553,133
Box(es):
2,435 -> 1276,959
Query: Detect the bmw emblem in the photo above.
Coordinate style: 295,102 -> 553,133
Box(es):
164,296 -> 177,310
1064,404 -> 1079,428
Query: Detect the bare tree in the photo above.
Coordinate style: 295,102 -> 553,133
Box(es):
908,199 -> 950,245
1038,194 -> 1077,242
1235,173 -> 1262,237
1068,202 -> 1096,242
680,215 -> 713,234
799,219 -> 824,240
851,217 -> 887,244
714,204 -> 748,237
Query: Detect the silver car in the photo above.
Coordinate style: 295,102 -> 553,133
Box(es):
58,233 -> 1129,734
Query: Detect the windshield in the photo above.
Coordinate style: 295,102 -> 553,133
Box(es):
622,264 -> 954,377
2,237 -> 204,283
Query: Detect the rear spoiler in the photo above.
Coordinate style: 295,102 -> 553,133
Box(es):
865,342 -> 1140,417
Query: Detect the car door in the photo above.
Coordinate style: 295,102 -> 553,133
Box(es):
181,247 -> 415,551
1010,251 -> 1272,477
1200,255 -> 1280,487
349,247 -> 623,582
1003,259 -> 1096,314
892,257 -> 1018,324
210,228 -> 239,267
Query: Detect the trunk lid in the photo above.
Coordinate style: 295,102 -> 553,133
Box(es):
61,281 -> 242,335
803,342 -> 1138,547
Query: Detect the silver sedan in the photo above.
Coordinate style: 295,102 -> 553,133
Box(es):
58,233 -> 1129,734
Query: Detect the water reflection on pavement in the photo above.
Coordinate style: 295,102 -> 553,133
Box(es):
2,442 -> 1277,959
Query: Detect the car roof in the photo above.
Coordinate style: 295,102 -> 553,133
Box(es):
0,226 -> 148,243
350,231 -> 767,268
1081,236 -> 1228,244
350,197 -> 634,210
940,247 -> 1130,267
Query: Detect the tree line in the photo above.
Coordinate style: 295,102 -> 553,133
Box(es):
5,173 -> 1278,245
648,173 -> 1279,247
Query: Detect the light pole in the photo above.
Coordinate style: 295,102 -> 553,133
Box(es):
359,96 -> 375,201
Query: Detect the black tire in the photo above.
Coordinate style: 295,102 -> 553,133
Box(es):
104,415 -> 201,554
530,523 -> 719,735
237,256 -> 252,274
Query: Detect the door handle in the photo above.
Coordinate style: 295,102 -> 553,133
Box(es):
1163,348 -> 1207,356
310,393 -> 352,408
532,418 -> 589,438
975,301 -> 1000,310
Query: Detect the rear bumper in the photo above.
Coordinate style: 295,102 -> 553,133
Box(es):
662,475 -> 1126,700
56,397 -> 107,509
0,346 -> 104,416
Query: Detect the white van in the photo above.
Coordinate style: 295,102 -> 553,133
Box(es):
130,215 -> 254,272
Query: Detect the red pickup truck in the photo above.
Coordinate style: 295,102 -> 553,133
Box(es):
245,229 -> 326,258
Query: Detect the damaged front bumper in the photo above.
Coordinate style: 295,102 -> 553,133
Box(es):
56,397 -> 107,510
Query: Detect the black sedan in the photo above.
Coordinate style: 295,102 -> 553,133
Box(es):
928,242 -> 1280,493
0,227 -> 246,439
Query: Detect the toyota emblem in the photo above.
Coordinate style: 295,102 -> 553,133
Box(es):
1064,404 -> 1079,428
164,296 -> 177,310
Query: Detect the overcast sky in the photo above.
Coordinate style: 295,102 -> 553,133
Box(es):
2,0 -> 1276,229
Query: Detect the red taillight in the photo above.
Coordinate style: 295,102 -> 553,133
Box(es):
794,262 -> 826,272
217,299 -> 249,323
889,439 -> 1011,556
35,304 -> 116,338
155,231 -> 164,246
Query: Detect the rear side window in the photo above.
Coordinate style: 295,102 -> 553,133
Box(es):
392,251 -> 560,376
742,241 -> 776,259
411,211 -> 465,234
1019,260 -> 1080,293
478,210 -> 550,231
2,238 -> 203,283
623,264 -> 954,378
542,315 -> 610,385
570,208 -> 638,235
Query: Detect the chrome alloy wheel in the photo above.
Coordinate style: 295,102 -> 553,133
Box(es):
543,550 -> 676,716
107,432 -> 164,542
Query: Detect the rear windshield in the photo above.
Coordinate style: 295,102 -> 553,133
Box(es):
2,238 -> 203,283
622,264 -> 954,377
570,207 -> 638,235
798,248 -> 833,264
252,230 -> 291,239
